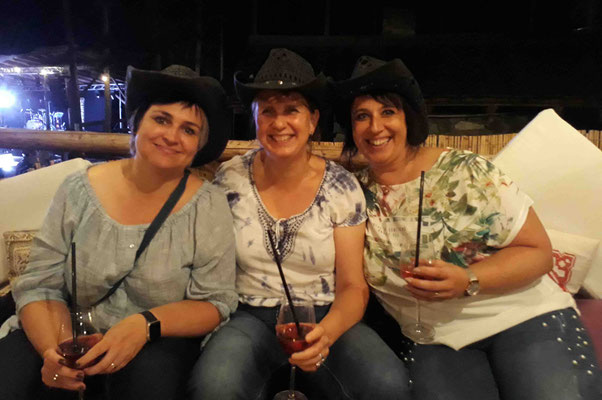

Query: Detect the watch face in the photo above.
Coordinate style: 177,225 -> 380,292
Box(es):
148,320 -> 161,341
467,282 -> 480,296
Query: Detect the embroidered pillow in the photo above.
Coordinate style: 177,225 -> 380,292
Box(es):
546,229 -> 599,294
2,230 -> 38,288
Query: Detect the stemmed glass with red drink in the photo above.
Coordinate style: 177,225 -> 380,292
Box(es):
400,240 -> 436,344
58,309 -> 103,399
274,297 -> 316,400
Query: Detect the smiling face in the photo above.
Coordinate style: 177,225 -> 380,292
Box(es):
252,90 -> 319,160
134,102 -> 207,170
351,95 -> 410,169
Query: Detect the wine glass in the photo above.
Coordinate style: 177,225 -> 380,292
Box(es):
400,240 -> 436,344
274,297 -> 316,400
58,309 -> 103,399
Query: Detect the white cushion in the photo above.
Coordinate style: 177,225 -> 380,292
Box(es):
546,229 -> 600,294
493,109 -> 602,298
0,159 -> 91,284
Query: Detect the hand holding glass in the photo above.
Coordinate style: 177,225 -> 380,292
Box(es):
400,241 -> 436,344
274,298 -> 316,400
58,309 -> 102,399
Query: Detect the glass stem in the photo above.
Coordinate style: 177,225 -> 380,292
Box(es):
415,299 -> 422,324
289,365 -> 297,397
78,388 -> 84,400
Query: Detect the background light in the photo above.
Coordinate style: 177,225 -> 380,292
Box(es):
101,74 -> 109,82
0,90 -> 16,108
0,153 -> 19,173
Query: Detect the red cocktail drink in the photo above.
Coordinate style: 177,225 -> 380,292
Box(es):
275,322 -> 314,355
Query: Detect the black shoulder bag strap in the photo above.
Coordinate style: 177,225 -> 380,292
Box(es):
91,169 -> 191,307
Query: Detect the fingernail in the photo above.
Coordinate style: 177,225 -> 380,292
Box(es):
405,277 -> 414,283
74,362 -> 80,369
76,372 -> 85,380
58,358 -> 66,366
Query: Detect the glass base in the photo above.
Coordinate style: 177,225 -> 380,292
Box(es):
402,323 -> 436,344
273,390 -> 308,400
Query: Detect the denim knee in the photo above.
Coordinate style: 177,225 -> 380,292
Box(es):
189,310 -> 287,400
108,337 -> 201,399
491,308 -> 601,400
0,330 -> 44,400
324,322 -> 411,400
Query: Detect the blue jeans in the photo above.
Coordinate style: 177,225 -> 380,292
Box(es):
404,308 -> 601,400
189,304 -> 410,400
0,328 -> 201,400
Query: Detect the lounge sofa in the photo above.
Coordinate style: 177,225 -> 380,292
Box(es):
1,110 -> 601,368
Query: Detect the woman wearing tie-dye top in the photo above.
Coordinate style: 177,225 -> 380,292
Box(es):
189,49 -> 410,400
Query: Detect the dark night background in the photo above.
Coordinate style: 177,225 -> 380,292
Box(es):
1,0 -> 601,138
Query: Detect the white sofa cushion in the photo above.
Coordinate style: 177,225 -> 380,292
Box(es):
493,109 -> 602,298
0,159 -> 91,284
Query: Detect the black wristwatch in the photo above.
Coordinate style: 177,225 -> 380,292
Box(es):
139,310 -> 161,342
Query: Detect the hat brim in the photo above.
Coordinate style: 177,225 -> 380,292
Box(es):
234,71 -> 330,111
333,59 -> 425,112
126,66 -> 230,166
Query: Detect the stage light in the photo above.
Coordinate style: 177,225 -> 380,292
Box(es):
101,74 -> 109,82
0,153 -> 18,173
0,90 -> 16,108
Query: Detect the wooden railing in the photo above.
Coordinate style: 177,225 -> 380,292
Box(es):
1,128 -> 601,163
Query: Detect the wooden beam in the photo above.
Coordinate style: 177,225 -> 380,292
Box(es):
0,129 -> 131,156
9,128 -> 601,162
0,129 -> 352,161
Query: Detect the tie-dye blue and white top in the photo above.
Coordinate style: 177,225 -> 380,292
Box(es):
214,149 -> 367,307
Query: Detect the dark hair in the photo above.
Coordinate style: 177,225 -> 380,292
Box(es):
128,99 -> 208,156
340,92 -> 429,162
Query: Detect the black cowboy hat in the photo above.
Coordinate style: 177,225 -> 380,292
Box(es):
125,64 -> 230,166
333,56 -> 425,113
334,56 -> 430,149
233,48 -> 329,111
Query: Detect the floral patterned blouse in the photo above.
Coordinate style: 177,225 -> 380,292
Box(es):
357,149 -> 575,349
214,150 -> 366,307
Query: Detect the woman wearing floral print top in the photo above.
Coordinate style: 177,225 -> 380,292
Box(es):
334,56 -> 600,400
189,49 -> 410,400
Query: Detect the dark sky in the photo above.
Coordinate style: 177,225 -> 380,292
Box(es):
1,0 -> 601,99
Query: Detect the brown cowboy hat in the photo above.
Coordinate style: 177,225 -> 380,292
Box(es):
233,48 -> 329,112
125,64 -> 230,166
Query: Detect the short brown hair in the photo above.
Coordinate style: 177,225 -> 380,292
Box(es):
128,101 -> 209,156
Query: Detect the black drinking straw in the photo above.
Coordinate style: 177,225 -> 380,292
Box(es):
71,243 -> 78,346
266,230 -> 301,332
414,171 -> 426,268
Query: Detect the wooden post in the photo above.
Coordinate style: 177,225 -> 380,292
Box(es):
62,0 -> 82,131
219,16 -> 224,81
118,93 -> 123,131
43,75 -> 51,130
195,0 -> 203,74
100,1 -> 111,132
103,67 -> 111,132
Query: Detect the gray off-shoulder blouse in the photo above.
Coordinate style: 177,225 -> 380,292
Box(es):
2,165 -> 237,337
